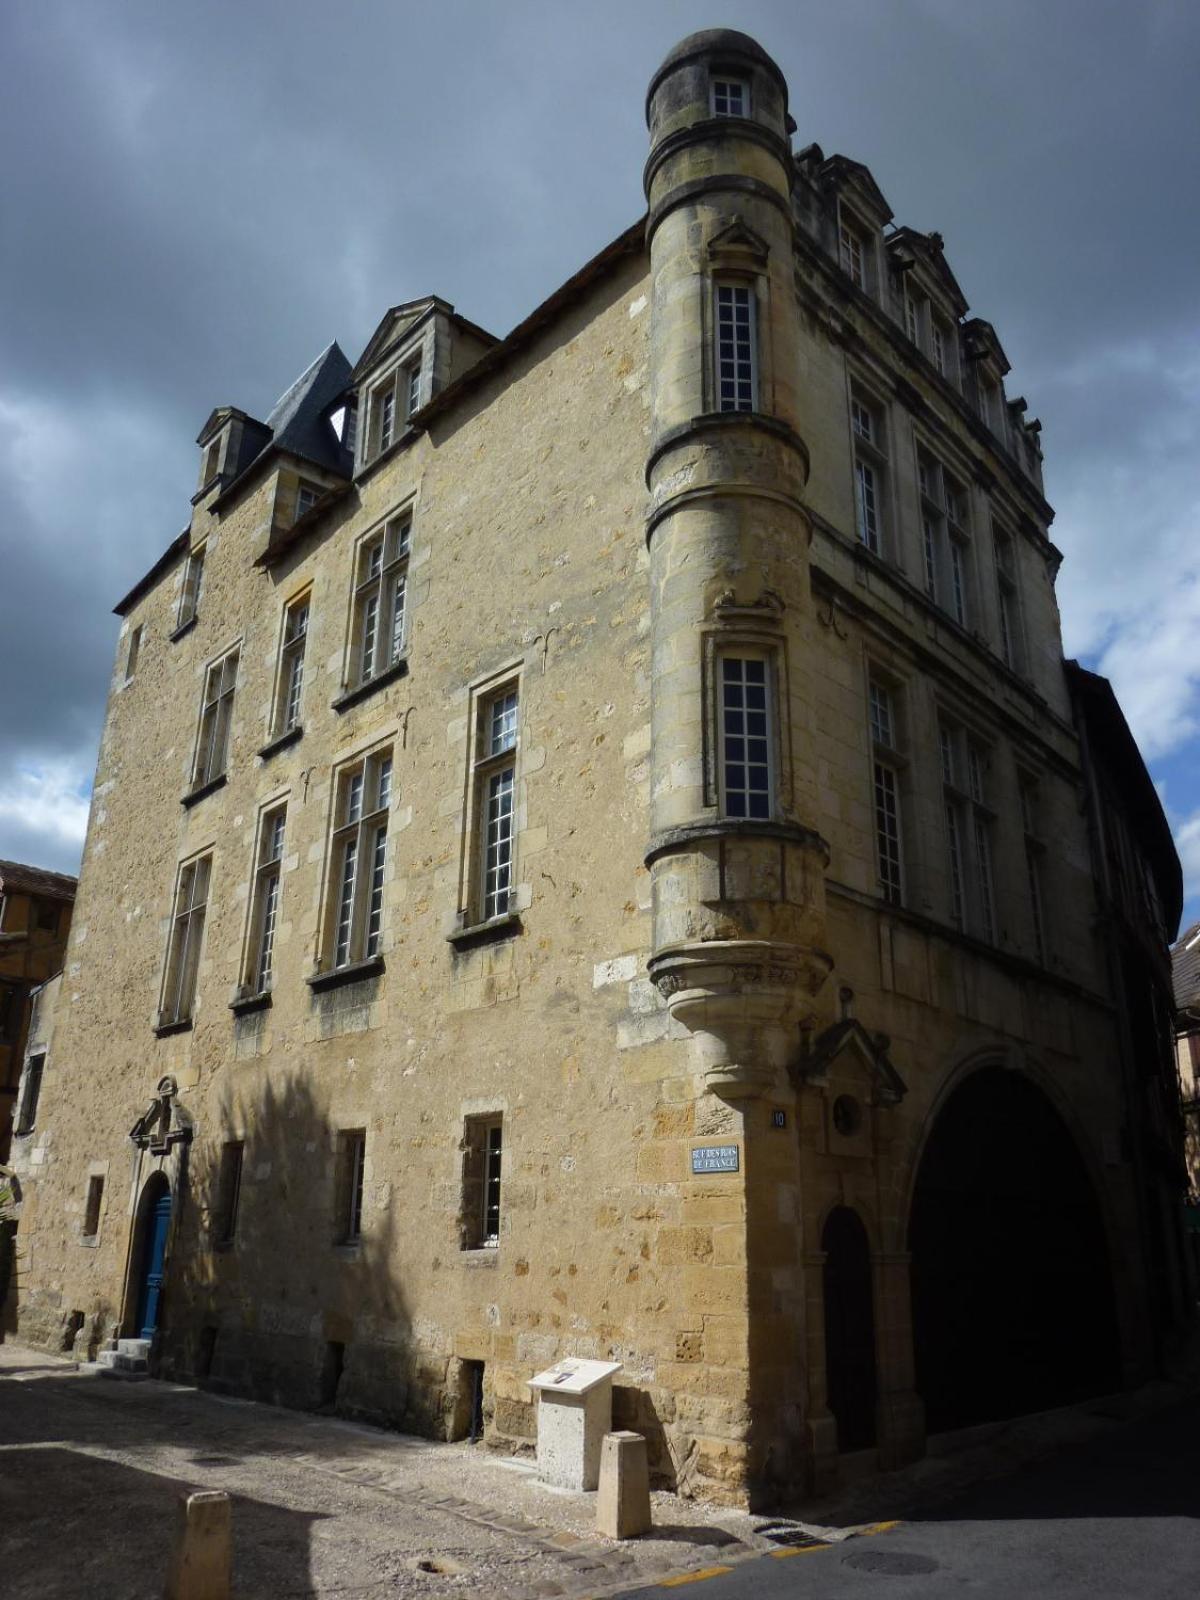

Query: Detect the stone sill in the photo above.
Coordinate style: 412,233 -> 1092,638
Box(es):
331,658 -> 409,714
181,772 -> 227,809
257,725 -> 303,761
306,955 -> 385,993
153,1017 -> 194,1038
169,615 -> 198,644
446,912 -> 522,951
79,1234 -> 101,1249
460,1247 -> 499,1267
229,989 -> 272,1016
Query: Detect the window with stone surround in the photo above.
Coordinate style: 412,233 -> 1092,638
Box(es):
124,624 -> 143,684
461,1115 -> 503,1249
993,521 -> 1024,672
850,387 -> 888,556
176,545 -> 205,632
82,1175 -> 104,1239
365,352 -> 423,463
917,450 -> 971,626
711,77 -> 749,117
272,592 -> 310,737
16,1052 -> 44,1136
190,647 -> 239,791
322,746 -> 392,972
294,480 -> 321,522
1019,775 -> 1047,965
214,1140 -> 243,1246
940,721 -> 996,942
838,205 -> 875,295
714,281 -> 757,412
334,1129 -> 366,1244
159,852 -> 212,1027
717,652 -> 774,820
244,802 -> 287,995
868,676 -> 905,906
349,512 -> 411,691
466,681 -> 520,925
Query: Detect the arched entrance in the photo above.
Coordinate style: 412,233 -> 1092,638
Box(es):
132,1174 -> 172,1340
822,1206 -> 877,1451
909,1066 -> 1120,1432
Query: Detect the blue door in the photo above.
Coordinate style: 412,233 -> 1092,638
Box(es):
136,1189 -> 172,1339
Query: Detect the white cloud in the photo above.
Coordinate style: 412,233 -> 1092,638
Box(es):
0,759 -> 91,852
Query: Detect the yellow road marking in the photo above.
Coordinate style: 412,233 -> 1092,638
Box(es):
659,1567 -> 735,1587
862,1519 -> 901,1536
770,1542 -> 830,1558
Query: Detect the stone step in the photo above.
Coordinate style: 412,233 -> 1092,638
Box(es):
117,1338 -> 152,1360
95,1349 -> 118,1368
113,1352 -> 149,1374
78,1362 -> 149,1382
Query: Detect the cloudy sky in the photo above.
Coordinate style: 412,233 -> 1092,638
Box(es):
2,0 -> 1198,925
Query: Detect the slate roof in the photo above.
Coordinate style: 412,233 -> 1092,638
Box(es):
1174,922 -> 1200,1014
259,341 -> 354,476
0,860 -> 78,903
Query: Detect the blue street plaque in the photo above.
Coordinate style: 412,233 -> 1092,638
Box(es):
691,1144 -> 740,1175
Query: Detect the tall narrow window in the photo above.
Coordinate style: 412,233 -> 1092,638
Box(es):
404,357 -> 422,419
274,595 -> 309,735
327,748 -> 392,970
850,390 -> 887,555
161,854 -> 212,1026
931,318 -> 948,378
904,291 -> 921,345
124,624 -> 143,683
351,514 -> 411,689
177,546 -> 205,631
192,649 -> 239,790
342,402 -> 358,457
473,687 -> 519,922
335,1130 -> 366,1244
378,385 -> 396,453
83,1175 -> 104,1239
839,215 -> 867,288
461,1115 -> 503,1249
247,804 -> 287,994
868,678 -> 904,905
1020,779 -> 1047,964
993,526 -> 1023,671
941,723 -> 996,942
718,655 -> 773,820
214,1141 -> 244,1245
711,77 -> 748,116
16,1053 -> 44,1136
918,452 -> 970,624
715,283 -> 756,412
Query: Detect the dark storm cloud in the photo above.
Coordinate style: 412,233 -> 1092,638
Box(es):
2,0 -> 1198,901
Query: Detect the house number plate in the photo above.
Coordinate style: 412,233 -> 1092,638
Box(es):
691,1144 -> 740,1174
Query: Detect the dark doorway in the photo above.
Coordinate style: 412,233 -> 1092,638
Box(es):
134,1176 -> 172,1339
822,1206 -> 878,1450
909,1066 -> 1121,1433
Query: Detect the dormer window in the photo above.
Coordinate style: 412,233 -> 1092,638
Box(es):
839,213 -> 869,290
343,403 -> 357,455
377,385 -> 397,453
365,349 -> 425,464
405,357 -> 422,417
295,481 -> 321,522
199,437 -> 222,490
711,77 -> 748,117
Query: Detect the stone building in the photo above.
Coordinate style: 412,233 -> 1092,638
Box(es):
1172,920 -> 1200,1244
9,31 -> 1191,1504
0,860 -> 76,1163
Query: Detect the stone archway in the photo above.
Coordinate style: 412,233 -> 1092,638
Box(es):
908,1065 -> 1121,1433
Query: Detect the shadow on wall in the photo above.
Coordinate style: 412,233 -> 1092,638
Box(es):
158,1067 -> 457,1435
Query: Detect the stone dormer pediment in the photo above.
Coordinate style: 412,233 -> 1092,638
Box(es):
963,317 -> 1011,377
794,1015 -> 907,1107
352,296 -> 449,385
819,154 -> 894,229
886,227 -> 968,318
707,216 -> 771,271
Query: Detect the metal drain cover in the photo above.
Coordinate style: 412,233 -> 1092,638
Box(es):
845,1548 -> 940,1576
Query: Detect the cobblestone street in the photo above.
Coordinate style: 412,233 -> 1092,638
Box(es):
0,1343 -> 765,1598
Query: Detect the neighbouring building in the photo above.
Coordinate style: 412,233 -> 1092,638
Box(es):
7,31 -> 1192,1504
1172,920 -> 1200,1262
0,861 -> 76,1163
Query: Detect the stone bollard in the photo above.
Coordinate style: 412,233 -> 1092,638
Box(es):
164,1490 -> 232,1600
596,1430 -> 651,1540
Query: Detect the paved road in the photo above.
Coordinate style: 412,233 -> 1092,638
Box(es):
618,1397 -> 1200,1599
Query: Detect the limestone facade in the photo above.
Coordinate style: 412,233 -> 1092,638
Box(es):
9,30 -> 1190,1505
